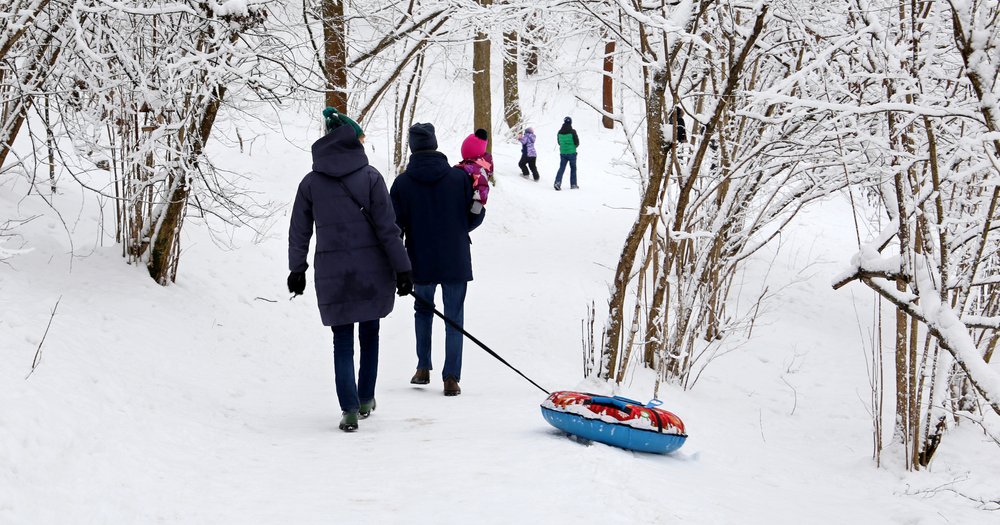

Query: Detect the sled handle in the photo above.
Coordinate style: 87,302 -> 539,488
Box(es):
587,396 -> 634,413
587,396 -> 663,413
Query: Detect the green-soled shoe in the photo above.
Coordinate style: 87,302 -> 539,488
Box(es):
359,399 -> 377,419
339,411 -> 359,432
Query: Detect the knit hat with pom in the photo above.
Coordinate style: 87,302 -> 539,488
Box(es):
461,128 -> 488,160
323,107 -> 364,139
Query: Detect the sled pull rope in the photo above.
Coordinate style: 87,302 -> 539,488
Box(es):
411,294 -> 551,396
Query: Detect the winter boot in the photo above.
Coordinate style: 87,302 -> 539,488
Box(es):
339,411 -> 359,432
443,377 -> 461,396
359,399 -> 377,419
410,368 -> 430,385
553,182 -> 561,191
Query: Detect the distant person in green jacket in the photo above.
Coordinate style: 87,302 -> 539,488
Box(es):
554,116 -> 580,191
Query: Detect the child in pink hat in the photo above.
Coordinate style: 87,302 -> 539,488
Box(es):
456,129 -> 494,214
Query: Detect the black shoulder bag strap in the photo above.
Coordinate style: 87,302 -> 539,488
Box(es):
334,173 -> 382,240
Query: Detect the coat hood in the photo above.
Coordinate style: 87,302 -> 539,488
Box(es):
311,125 -> 369,178
403,151 -> 456,185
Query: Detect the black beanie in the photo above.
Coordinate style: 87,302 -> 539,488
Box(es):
564,116 -> 572,124
408,122 -> 438,152
474,128 -> 488,141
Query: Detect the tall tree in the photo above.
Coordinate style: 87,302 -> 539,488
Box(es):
502,29 -> 521,131
601,31 -> 615,129
524,22 -> 539,77
321,0 -> 348,111
472,0 -> 492,151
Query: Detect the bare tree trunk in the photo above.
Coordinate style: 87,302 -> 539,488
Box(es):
147,178 -> 188,284
0,11 -> 66,168
602,66 -> 668,380
394,53 -> 426,171
353,8 -> 451,123
894,277 -> 910,455
322,0 -> 348,111
44,94 -> 55,193
472,0 -> 492,151
524,22 -> 538,76
0,109 -> 29,169
0,0 -> 53,59
148,85 -> 225,284
602,36 -> 615,129
502,30 -> 521,131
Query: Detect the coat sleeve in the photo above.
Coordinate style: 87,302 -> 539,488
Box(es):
288,176 -> 314,273
369,171 -> 412,274
463,174 -> 486,232
469,207 -> 486,232
483,152 -> 495,175
573,130 -> 580,147
389,176 -> 409,240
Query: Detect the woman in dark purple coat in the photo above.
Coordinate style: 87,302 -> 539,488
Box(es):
287,108 -> 412,432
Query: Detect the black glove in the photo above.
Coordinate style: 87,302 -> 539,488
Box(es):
396,271 -> 413,296
287,271 -> 306,296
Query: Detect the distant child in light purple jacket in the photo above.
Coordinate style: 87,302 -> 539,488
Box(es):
518,127 -> 540,181
456,128 -> 493,214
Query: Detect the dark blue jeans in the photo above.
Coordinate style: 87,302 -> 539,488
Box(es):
413,282 -> 468,381
331,319 -> 379,413
555,153 -> 577,187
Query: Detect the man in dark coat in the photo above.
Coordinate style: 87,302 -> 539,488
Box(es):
288,107 -> 412,431
390,122 -> 486,396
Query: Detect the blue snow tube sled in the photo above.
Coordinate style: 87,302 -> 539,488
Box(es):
540,391 -> 687,454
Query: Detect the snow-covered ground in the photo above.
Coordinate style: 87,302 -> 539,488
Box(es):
3,57 -> 999,525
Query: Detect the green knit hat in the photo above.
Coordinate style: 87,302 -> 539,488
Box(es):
322,107 -> 364,138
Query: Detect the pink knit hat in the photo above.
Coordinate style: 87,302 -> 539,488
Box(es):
460,128 -> 488,160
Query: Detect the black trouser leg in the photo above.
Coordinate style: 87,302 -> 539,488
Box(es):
527,157 -> 539,180
518,154 -> 529,176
